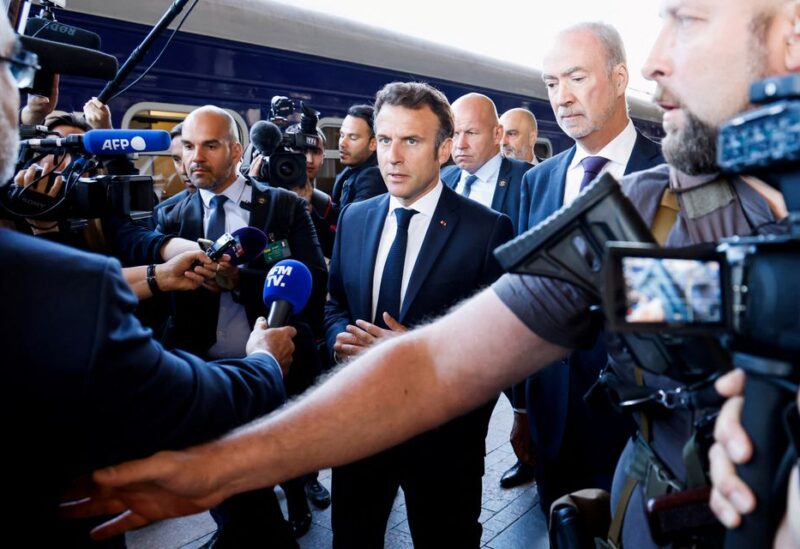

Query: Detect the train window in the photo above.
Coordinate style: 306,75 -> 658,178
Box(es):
535,138 -> 553,161
121,102 -> 249,199
317,117 -> 343,195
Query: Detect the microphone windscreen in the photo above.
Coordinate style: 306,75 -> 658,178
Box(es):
262,259 -> 313,314
19,35 -> 118,80
82,129 -> 171,155
24,18 -> 101,49
249,121 -> 283,156
230,227 -> 268,265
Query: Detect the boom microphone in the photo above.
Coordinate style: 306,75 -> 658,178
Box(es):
22,129 -> 171,155
18,34 -> 118,87
250,120 -> 283,156
262,259 -> 313,328
24,17 -> 101,49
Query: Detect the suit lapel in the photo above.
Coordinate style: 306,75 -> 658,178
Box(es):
400,187 -> 459,320
624,132 -> 662,175
360,195 -> 389,322
554,146 -> 577,208
183,191 -> 205,241
491,157 -> 511,211
248,181 -> 270,231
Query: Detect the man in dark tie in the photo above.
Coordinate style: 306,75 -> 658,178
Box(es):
516,22 -> 665,517
325,82 -> 513,548
155,105 -> 327,547
440,93 -> 530,235
330,104 -> 387,221
441,94 -> 535,488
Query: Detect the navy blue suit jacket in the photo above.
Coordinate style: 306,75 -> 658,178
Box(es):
519,131 -> 664,487
441,155 -> 531,235
155,179 -> 328,359
324,184 -> 513,464
3,231 -> 286,545
518,132 -> 664,233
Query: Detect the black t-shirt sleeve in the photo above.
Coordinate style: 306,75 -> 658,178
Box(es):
492,273 -> 598,350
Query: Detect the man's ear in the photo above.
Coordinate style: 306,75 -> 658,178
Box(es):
614,63 -> 629,97
368,136 -> 377,153
438,138 -> 453,165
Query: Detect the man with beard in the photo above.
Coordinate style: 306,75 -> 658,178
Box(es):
516,22 -> 664,519
330,104 -> 386,220
500,108 -> 540,165
63,1 -> 795,546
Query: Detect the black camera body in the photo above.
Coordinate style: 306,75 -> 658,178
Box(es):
604,74 -> 800,365
253,98 -> 321,189
1,127 -> 154,222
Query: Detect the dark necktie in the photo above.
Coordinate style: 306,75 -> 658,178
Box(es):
461,173 -> 479,198
207,194 -> 229,242
374,208 -> 418,328
579,156 -> 610,191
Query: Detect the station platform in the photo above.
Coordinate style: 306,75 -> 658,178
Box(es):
127,396 -> 549,548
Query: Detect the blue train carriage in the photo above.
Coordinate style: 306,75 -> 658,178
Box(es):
54,0 -> 664,196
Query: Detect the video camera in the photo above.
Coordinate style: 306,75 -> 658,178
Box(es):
248,97 -> 321,189
1,127 -> 170,222
604,75 -> 800,364
495,74 -> 800,547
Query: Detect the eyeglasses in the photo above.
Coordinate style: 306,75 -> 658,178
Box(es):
0,40 -> 39,89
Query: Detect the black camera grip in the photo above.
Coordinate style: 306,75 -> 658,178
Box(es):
724,374 -> 787,548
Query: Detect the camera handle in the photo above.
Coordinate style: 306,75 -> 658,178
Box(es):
724,353 -> 795,549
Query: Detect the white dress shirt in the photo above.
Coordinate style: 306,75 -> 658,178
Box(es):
562,120 -> 637,206
371,182 -> 443,322
454,153 -> 503,209
198,175 -> 254,359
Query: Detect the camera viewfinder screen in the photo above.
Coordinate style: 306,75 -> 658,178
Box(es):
622,257 -> 723,325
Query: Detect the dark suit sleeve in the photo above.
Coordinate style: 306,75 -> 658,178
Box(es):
90,257 -> 286,466
350,166 -> 387,203
103,214 -> 171,266
323,204 -> 354,360
285,200 -> 328,339
518,170 -> 534,234
481,212 -> 515,286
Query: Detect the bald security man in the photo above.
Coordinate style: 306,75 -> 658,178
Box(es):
500,108 -> 540,165
441,93 -> 531,235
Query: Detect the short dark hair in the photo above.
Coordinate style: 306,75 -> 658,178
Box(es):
170,122 -> 184,139
374,82 -> 454,149
346,104 -> 375,136
44,111 -> 91,133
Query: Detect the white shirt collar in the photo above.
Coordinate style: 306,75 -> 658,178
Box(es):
469,152 -> 503,182
387,180 -> 443,218
569,120 -> 637,171
198,174 -> 248,209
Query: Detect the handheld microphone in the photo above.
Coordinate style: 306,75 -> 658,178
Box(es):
249,120 -> 283,156
199,227 -> 268,266
22,129 -> 171,155
262,259 -> 313,328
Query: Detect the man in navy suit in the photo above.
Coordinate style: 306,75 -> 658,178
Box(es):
155,106 -> 327,546
0,18 -> 295,546
517,22 -> 665,516
325,82 -> 513,548
330,104 -> 387,221
442,93 -> 534,487
441,93 -> 530,235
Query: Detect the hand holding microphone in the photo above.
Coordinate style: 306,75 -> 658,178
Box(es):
246,318 -> 296,377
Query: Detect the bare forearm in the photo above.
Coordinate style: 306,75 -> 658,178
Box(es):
122,265 -> 152,300
206,289 -> 569,499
